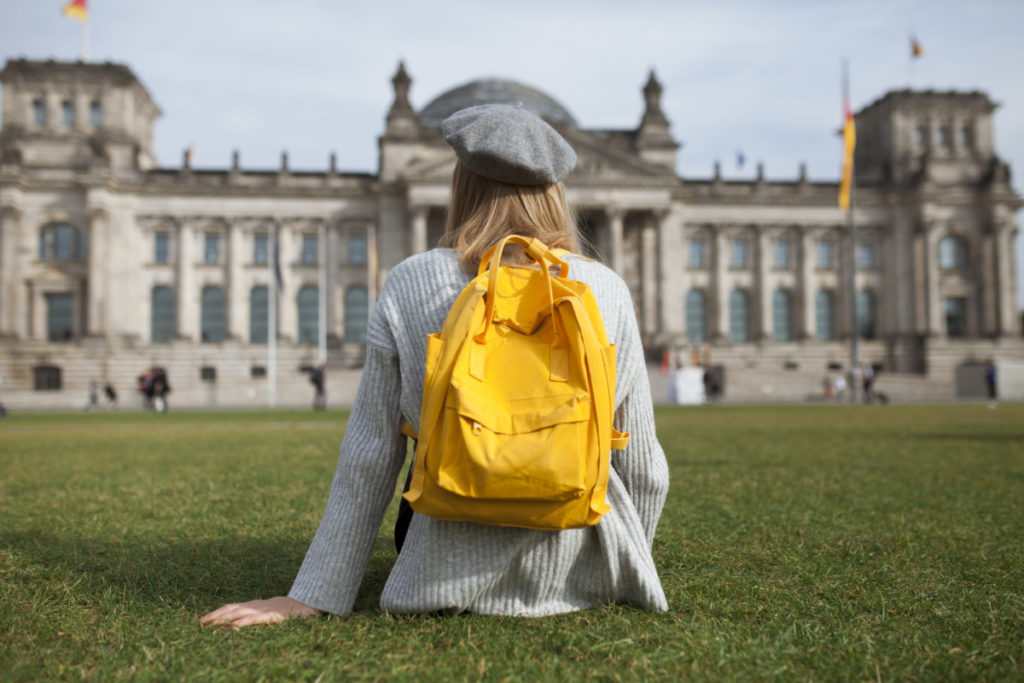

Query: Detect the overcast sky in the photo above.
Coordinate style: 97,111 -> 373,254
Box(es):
2,0 -> 1022,308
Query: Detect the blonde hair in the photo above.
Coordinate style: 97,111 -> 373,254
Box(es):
442,161 -> 580,272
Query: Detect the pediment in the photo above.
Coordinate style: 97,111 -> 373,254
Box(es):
400,128 -> 677,184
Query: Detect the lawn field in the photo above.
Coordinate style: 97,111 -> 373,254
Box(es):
1,405 -> 1023,680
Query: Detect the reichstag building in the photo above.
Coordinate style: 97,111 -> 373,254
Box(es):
0,58 -> 1020,408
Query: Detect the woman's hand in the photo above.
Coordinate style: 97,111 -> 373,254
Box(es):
199,596 -> 323,628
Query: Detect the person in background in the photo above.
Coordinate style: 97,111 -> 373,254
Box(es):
861,364 -> 875,404
310,364 -> 326,411
985,359 -> 998,408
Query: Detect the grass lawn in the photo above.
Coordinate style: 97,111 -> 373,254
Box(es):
1,404 -> 1023,680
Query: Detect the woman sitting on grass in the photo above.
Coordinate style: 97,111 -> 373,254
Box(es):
201,104 -> 669,627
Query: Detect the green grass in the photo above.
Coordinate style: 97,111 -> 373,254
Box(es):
2,405 -> 1023,680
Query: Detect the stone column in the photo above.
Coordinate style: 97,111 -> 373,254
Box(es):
924,224 -> 941,335
607,207 -> 624,274
981,230 -> 997,335
86,207 -> 109,337
641,214 -> 658,336
0,205 -> 24,337
277,220 -> 297,342
326,220 -> 339,342
755,229 -> 769,340
997,224 -> 1018,336
798,227 -> 815,339
410,206 -> 428,254
712,227 -> 729,339
176,218 -> 197,340
227,219 -> 246,341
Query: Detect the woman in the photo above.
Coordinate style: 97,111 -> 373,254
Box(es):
201,104 -> 669,627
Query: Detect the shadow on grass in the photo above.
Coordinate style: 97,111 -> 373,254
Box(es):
0,530 -> 397,615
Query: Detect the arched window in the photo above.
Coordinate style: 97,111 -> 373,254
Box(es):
729,289 -> 750,342
685,289 -> 707,343
772,289 -> 793,342
856,289 -> 877,340
200,286 -> 225,343
39,223 -> 86,262
297,285 -> 319,344
815,289 -> 836,341
151,286 -> 176,343
938,235 -> 968,270
344,286 -> 369,343
249,286 -> 268,344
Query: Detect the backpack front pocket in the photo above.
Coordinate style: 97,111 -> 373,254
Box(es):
435,382 -> 589,501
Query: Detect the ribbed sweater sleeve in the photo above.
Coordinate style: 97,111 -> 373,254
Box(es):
606,277 -> 669,548
287,341 -> 408,616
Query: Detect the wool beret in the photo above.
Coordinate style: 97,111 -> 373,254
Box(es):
442,104 -> 577,186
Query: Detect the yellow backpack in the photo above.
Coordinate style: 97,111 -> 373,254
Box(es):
402,235 -> 629,530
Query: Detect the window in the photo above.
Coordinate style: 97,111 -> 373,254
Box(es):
34,365 -> 62,391
938,235 -> 968,270
151,286 -> 176,342
39,223 -> 86,262
301,234 -> 318,265
913,125 -> 927,148
729,289 -> 750,343
154,232 -> 170,264
772,289 -> 793,341
46,293 -> 74,341
685,289 -> 707,343
200,366 -> 217,382
857,290 -> 877,340
688,238 -> 705,268
944,297 -> 967,338
959,124 -> 973,150
253,233 -> 268,264
33,98 -> 46,125
731,238 -> 748,269
200,286 -> 225,343
249,286 -> 268,344
204,233 -> 221,264
348,235 -> 367,265
774,239 -> 791,269
936,125 -> 952,149
90,100 -> 102,127
250,365 -> 266,378
297,285 -> 319,344
344,286 -> 369,343
858,243 -> 876,270
815,289 -> 836,341
62,100 -> 75,126
817,241 -> 834,269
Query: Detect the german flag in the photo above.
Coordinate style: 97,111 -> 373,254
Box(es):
62,0 -> 88,21
838,92 -> 856,212
911,35 -> 925,58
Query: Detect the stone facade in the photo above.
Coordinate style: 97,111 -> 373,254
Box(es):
0,58 -> 1020,409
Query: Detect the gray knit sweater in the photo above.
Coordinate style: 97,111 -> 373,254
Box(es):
289,249 -> 669,616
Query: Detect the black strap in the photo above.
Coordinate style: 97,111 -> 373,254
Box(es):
394,442 -> 416,554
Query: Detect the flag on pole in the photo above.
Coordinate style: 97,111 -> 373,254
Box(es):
838,73 -> 856,212
367,226 -> 379,299
910,35 -> 925,58
62,0 -> 88,21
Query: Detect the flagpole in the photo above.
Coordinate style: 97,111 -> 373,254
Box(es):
317,221 -> 327,365
81,18 -> 90,61
268,220 -> 278,408
843,60 -> 859,402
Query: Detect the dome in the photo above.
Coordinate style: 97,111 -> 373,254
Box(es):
419,78 -> 578,128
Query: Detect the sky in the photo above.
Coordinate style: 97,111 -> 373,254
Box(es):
1,0 -> 1022,309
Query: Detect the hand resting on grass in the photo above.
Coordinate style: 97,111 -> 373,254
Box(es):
199,596 -> 322,628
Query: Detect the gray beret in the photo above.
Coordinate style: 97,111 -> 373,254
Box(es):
442,104 -> 577,186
